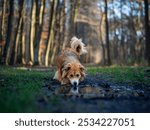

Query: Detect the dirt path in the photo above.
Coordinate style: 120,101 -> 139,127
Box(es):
37,74 -> 150,112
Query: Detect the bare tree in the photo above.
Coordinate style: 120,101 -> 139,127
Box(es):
29,0 -> 37,64
99,11 -> 106,65
2,0 -> 14,65
0,0 -> 7,40
13,0 -> 24,64
144,0 -> 150,65
45,0 -> 57,66
37,0 -> 45,65
104,0 -> 111,65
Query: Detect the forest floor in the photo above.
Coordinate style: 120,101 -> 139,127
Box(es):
0,66 -> 150,112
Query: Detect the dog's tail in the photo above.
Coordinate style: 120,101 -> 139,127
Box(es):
70,36 -> 87,55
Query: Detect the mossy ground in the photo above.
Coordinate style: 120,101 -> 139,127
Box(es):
87,66 -> 150,85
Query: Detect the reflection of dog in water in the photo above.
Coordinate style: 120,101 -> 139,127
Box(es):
53,36 -> 87,94
55,85 -> 104,98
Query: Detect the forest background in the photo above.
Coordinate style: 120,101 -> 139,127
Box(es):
0,0 -> 150,67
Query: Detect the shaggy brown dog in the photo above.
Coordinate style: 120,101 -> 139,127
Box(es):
53,36 -> 87,94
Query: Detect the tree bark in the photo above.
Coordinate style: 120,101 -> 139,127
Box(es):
2,0 -> 14,65
69,0 -> 79,38
1,0 -> 7,40
144,0 -> 150,65
58,0 -> 66,52
74,0 -> 79,35
21,21 -> 25,65
45,0 -> 57,66
0,0 -> 4,40
37,0 -> 46,65
29,0 -> 36,65
13,0 -> 24,64
104,0 -> 111,65
99,12 -> 106,65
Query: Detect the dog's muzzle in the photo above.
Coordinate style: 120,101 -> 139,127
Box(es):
70,78 -> 79,86
73,81 -> 78,87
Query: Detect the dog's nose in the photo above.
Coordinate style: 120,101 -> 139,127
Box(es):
73,81 -> 77,86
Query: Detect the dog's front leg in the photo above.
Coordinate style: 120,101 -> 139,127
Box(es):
61,78 -> 69,85
53,69 -> 62,82
53,71 -> 58,80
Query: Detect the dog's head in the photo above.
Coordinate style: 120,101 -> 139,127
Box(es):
61,63 -> 86,92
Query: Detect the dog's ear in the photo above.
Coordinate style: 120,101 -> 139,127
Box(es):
79,65 -> 86,81
79,65 -> 85,72
62,63 -> 71,71
80,71 -> 86,81
62,63 -> 71,78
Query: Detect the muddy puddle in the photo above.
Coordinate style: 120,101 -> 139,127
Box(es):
37,75 -> 150,112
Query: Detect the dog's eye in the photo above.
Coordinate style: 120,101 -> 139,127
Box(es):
76,74 -> 79,77
70,74 -> 73,77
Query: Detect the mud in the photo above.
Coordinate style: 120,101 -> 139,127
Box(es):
37,74 -> 150,112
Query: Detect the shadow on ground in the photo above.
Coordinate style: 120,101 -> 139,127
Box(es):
37,74 -> 150,113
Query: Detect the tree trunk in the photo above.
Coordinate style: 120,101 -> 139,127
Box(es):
0,0 -> 4,40
144,0 -> 150,65
58,0 -> 66,52
99,12 -> 106,65
2,0 -> 14,65
33,0 -> 42,65
45,0 -> 57,66
20,3 -> 25,65
104,0 -> 111,66
62,0 -> 68,49
49,0 -> 60,65
29,0 -> 36,65
37,0 -> 45,65
1,0 -> 7,40
13,0 -> 24,64
69,0 -> 79,38
112,0 -> 118,64
74,0 -> 79,35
